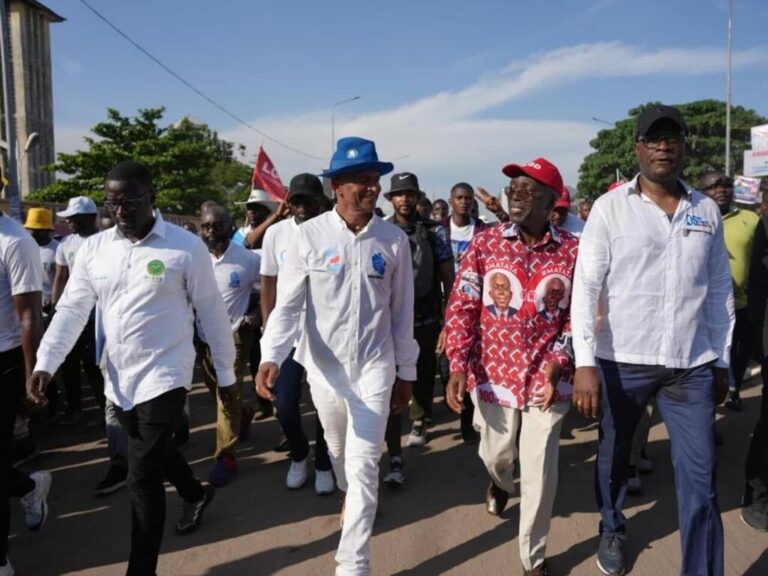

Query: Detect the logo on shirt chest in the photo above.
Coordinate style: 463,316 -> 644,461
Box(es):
229,271 -> 241,288
146,260 -> 165,276
371,253 -> 386,277
684,214 -> 713,234
322,248 -> 342,274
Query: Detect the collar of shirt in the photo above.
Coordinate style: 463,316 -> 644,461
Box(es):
330,207 -> 380,236
501,222 -> 563,246
112,211 -> 167,243
625,174 -> 694,198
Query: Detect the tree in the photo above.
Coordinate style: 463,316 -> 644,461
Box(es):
30,107 -> 253,215
577,100 -> 767,200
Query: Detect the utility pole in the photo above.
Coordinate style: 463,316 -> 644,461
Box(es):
725,0 -> 733,176
0,0 -> 19,219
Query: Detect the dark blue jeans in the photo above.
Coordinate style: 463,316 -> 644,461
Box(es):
274,351 -> 331,471
596,359 -> 723,576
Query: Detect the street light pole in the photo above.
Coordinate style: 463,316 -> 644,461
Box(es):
725,0 -> 734,176
331,96 -> 360,152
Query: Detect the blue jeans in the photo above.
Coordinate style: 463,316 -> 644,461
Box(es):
274,351 -> 331,470
596,359 -> 723,576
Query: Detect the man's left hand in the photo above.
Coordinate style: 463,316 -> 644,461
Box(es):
712,366 -> 729,406
391,378 -> 413,415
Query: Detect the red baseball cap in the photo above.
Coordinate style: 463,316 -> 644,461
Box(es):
502,157 -> 564,195
554,185 -> 571,209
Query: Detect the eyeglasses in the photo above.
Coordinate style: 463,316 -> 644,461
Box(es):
637,134 -> 687,150
506,185 -> 538,201
104,193 -> 149,213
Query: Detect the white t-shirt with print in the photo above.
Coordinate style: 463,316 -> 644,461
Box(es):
55,233 -> 87,269
450,218 -> 476,272
39,238 -> 59,303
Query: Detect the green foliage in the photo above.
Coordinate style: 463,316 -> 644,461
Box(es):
577,99 -> 767,201
30,108 -> 253,215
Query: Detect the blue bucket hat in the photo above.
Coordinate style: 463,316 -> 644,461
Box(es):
320,136 -> 394,179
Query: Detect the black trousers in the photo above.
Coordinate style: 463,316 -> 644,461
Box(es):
0,347 -> 35,560
731,307 -> 753,391
60,316 -> 105,411
116,387 -> 204,576
745,309 -> 768,505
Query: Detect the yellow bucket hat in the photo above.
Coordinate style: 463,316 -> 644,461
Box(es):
24,207 -> 54,230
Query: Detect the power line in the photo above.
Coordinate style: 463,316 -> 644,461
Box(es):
77,0 -> 325,162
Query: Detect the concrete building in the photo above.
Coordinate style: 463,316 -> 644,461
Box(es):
0,0 -> 63,198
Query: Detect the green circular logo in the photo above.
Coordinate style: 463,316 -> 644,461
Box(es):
147,260 -> 165,276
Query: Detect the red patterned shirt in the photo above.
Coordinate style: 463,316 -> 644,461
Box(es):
445,223 -> 579,409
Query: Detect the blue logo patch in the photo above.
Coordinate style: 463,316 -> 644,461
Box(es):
371,253 -> 386,276
228,271 -> 241,288
685,214 -> 710,227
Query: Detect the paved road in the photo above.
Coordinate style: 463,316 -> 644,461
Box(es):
9,374 -> 768,575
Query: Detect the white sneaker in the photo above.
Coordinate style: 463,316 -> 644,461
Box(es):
286,458 -> 308,489
0,558 -> 15,576
20,471 -> 51,532
314,469 -> 335,495
407,422 -> 427,447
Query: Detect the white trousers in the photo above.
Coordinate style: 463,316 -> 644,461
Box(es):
473,397 -> 569,571
310,379 -> 391,576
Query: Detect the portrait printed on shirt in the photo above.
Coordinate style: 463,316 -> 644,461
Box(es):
531,267 -> 571,324
482,266 -> 523,321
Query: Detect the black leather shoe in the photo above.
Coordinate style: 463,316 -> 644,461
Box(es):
485,481 -> 509,516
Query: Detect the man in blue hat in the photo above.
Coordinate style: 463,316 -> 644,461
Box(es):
257,137 -> 418,576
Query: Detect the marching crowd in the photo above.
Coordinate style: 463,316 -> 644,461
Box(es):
1,103 -> 767,576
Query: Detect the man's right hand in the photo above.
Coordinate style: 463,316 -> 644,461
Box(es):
572,366 -> 601,419
255,362 -> 279,401
26,371 -> 52,406
445,372 -> 467,414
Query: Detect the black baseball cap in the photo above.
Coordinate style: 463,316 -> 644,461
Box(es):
384,172 -> 421,200
635,105 -> 688,140
287,173 -> 324,200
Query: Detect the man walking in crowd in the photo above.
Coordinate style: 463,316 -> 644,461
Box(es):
571,105 -> 733,576
1,207 -> 52,576
699,171 -> 759,411
549,186 -> 585,236
28,161 -> 236,576
440,182 -> 486,443
233,188 -> 288,249
51,196 -> 105,426
257,137 -> 418,576
382,172 -> 454,485
24,208 -> 58,314
197,203 -> 261,486
445,158 -> 578,576
431,198 -> 449,222
260,173 -> 334,494
743,211 -> 768,531
578,198 -> 593,221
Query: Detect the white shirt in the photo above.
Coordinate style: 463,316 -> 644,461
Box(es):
0,213 -> 43,352
260,209 -> 419,394
38,238 -> 58,303
450,219 -> 475,272
55,233 -> 87,269
199,241 -> 260,337
35,213 -> 236,409
557,214 -> 585,237
571,175 -> 734,369
261,218 -> 302,344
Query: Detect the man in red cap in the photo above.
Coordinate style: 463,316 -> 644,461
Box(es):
445,157 -> 579,576
549,185 -> 585,237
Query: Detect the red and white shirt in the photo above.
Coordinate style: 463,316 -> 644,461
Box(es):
445,223 -> 579,409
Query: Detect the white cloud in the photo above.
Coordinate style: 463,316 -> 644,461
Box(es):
58,41 -> 768,201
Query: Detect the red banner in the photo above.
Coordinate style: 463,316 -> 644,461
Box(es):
252,146 -> 286,201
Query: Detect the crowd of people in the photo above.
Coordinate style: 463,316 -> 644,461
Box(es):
0,103 -> 766,576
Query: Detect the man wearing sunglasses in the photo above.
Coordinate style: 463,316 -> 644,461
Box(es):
698,171 -> 759,412
572,105 -> 733,576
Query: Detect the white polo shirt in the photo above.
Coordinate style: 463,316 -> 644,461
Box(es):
260,209 -> 419,395
38,238 -> 59,303
35,213 -> 236,409
260,217 -> 299,276
0,213 -> 43,352
198,240 -> 260,338
571,175 -> 734,369
55,232 -> 87,269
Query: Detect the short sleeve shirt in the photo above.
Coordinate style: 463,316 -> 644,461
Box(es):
55,233 -> 87,269
38,238 -> 59,302
0,213 -> 43,351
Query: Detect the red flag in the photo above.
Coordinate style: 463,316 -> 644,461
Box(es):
252,146 -> 286,201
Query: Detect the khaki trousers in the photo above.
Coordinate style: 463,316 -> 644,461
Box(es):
473,396 -> 569,571
199,325 -> 252,458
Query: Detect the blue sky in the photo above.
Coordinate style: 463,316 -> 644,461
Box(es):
46,0 -> 768,198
